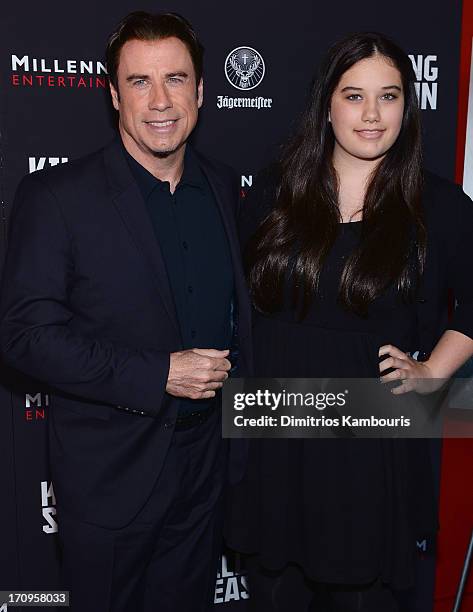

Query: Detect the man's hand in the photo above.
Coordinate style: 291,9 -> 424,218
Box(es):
166,348 -> 231,399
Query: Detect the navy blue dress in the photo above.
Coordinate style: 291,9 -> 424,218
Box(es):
225,171 -> 473,589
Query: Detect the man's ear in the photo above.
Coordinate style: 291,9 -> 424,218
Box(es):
110,82 -> 120,110
197,78 -> 203,109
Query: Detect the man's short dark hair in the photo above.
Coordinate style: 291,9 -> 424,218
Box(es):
106,11 -> 204,91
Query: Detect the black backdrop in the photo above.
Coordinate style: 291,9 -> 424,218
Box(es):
0,1 -> 465,610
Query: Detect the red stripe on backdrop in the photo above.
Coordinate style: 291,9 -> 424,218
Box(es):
435,441 -> 473,611
435,1 -> 473,610
455,0 -> 473,184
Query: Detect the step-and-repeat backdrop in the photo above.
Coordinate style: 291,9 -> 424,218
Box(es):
0,0 -> 471,610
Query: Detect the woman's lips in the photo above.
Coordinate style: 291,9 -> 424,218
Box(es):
355,128 -> 386,140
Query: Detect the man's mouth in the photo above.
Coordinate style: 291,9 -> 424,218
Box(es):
145,120 -> 177,127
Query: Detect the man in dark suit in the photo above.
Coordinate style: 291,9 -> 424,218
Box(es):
0,11 -> 251,612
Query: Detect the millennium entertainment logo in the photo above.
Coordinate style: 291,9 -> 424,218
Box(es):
10,54 -> 107,89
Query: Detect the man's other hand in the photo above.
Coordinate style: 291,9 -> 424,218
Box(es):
166,348 -> 231,399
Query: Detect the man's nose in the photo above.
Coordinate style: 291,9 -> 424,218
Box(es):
148,83 -> 172,111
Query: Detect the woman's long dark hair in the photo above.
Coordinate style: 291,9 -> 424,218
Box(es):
247,32 -> 426,318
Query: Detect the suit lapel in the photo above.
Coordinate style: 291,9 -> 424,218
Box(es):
197,153 -> 253,372
103,139 -> 181,338
196,155 -> 247,297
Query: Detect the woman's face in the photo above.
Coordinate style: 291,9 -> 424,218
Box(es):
329,54 -> 405,164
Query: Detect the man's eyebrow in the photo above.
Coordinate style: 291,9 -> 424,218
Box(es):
126,73 -> 149,82
165,71 -> 189,78
125,71 -> 190,82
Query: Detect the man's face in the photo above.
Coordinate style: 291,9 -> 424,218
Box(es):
110,37 -> 203,162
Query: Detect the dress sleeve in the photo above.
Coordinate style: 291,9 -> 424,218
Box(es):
448,186 -> 473,340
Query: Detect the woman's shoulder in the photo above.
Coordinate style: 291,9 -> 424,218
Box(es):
422,170 -> 473,232
423,170 -> 471,208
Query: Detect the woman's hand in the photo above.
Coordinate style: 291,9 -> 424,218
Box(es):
378,344 -> 445,395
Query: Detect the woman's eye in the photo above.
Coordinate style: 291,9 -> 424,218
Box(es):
382,93 -> 397,100
346,94 -> 362,101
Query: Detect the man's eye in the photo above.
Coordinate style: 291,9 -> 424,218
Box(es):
133,79 -> 147,87
168,77 -> 184,84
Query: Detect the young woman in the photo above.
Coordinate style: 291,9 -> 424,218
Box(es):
226,32 -> 473,611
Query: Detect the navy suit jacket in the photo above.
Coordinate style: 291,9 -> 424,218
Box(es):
0,138 -> 252,528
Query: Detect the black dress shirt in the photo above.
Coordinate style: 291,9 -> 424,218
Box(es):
125,145 -> 234,415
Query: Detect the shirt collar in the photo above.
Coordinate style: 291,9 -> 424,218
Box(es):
122,143 -> 206,201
